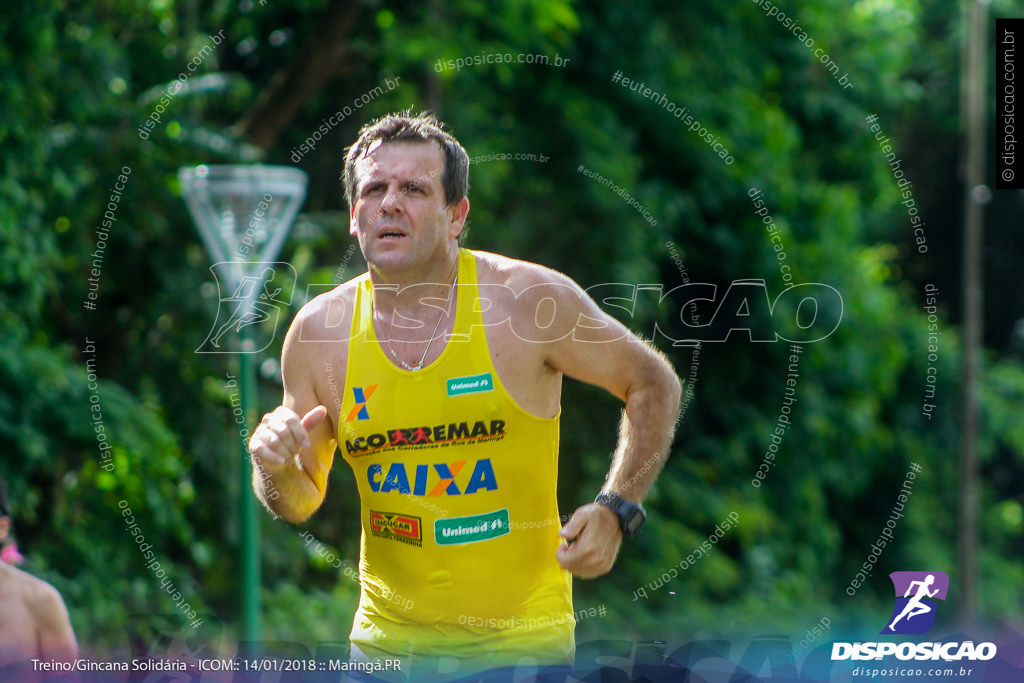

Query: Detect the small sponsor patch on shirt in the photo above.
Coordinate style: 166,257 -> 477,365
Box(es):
370,510 -> 423,547
446,373 -> 494,396
435,508 -> 509,545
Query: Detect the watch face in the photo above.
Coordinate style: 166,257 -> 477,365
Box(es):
596,493 -> 645,537
625,509 -> 645,536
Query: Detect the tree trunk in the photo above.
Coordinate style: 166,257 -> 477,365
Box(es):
233,0 -> 362,149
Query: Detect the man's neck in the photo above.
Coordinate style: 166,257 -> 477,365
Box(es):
370,246 -> 461,317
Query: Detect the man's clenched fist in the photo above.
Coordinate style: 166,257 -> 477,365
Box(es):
248,405 -> 328,468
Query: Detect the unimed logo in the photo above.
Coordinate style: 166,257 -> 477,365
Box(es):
831,570 -> 997,663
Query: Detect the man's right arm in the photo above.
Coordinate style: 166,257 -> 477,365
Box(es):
248,303 -> 340,523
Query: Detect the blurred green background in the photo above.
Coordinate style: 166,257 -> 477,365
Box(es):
2,0 -> 1023,661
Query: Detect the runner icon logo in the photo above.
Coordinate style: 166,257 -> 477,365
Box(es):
881,571 -> 949,635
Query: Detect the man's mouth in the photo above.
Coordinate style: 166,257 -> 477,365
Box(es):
377,228 -> 406,241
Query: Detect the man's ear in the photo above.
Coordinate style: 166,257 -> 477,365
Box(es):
0,516 -> 10,543
349,205 -> 358,237
448,197 -> 470,240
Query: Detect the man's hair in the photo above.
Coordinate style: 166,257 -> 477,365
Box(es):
342,110 -> 470,209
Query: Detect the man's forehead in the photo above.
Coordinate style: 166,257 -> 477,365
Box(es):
357,140 -> 444,182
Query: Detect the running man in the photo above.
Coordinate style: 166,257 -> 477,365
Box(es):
0,479 -> 79,668
248,112 -> 681,674
887,574 -> 939,632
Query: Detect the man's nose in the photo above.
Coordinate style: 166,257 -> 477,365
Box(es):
380,185 -> 405,214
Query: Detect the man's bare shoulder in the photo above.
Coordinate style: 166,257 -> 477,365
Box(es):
287,274 -> 366,343
12,568 -> 66,619
471,250 -> 597,347
472,250 -> 577,295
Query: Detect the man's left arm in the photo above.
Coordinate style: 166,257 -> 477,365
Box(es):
535,272 -> 681,578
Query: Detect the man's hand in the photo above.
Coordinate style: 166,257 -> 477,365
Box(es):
556,503 -> 622,578
249,405 -> 328,469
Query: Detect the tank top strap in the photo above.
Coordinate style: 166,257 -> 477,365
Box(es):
353,272 -> 374,342
450,247 -> 481,345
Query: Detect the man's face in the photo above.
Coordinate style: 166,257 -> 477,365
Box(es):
350,140 -> 468,275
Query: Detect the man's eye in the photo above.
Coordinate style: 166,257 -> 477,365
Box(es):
365,185 -> 385,195
406,184 -> 423,193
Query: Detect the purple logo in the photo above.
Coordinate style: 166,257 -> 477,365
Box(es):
881,571 -> 949,635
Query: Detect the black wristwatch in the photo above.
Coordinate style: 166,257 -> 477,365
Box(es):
595,492 -> 646,538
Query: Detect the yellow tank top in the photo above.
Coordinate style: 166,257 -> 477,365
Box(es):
338,248 -> 574,668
